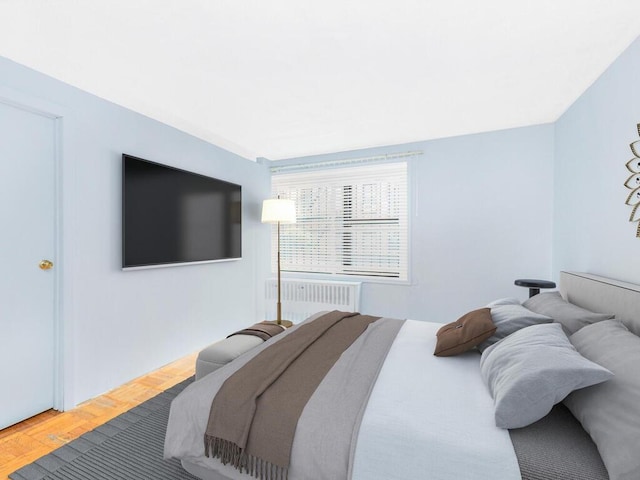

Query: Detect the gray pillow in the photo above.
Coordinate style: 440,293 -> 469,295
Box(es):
523,291 -> 614,335
480,323 -> 613,429
564,320 -> 640,480
486,297 -> 520,307
477,304 -> 553,352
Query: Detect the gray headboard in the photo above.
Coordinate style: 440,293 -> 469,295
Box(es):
560,271 -> 640,336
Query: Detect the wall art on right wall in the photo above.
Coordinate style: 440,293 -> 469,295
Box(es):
625,123 -> 640,238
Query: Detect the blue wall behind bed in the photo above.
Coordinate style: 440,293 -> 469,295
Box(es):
553,35 -> 640,285
272,123 -> 556,323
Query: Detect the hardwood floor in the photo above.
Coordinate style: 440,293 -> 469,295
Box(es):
0,352 -> 197,479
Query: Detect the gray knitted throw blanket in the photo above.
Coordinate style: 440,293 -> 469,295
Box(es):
227,321 -> 286,342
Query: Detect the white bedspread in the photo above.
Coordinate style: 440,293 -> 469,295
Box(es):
351,320 -> 521,480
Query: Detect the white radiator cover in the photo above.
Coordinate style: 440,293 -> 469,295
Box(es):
265,279 -> 362,323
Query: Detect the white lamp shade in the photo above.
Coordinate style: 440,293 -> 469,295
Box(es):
261,199 -> 296,224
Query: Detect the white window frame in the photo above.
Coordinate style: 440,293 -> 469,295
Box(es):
270,156 -> 412,283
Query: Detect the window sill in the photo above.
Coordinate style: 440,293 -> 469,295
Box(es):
280,271 -> 411,286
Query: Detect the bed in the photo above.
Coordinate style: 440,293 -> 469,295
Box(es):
164,271 -> 640,480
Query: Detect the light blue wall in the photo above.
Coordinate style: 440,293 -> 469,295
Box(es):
0,56 -> 271,408
275,124 -> 555,322
554,36 -> 640,284
4,29 -> 636,408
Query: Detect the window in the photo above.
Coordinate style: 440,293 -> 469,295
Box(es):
271,160 -> 408,281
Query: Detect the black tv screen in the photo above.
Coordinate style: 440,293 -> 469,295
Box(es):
122,154 -> 241,269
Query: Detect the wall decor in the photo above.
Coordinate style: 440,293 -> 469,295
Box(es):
625,123 -> 640,238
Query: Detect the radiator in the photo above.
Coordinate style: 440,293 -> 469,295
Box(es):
265,279 -> 362,323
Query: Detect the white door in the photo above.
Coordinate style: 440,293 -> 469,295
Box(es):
0,101 -> 56,429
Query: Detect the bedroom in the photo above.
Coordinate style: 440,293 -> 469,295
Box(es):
1,1 -> 639,479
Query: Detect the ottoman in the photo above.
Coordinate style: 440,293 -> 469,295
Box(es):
195,334 -> 264,380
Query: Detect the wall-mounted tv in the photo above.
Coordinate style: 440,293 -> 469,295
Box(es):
122,154 -> 241,269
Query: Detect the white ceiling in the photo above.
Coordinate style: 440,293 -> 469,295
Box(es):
0,1 -> 639,161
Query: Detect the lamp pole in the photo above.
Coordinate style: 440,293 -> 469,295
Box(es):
261,197 -> 295,328
276,219 -> 282,325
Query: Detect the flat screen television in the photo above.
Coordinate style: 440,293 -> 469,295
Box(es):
122,154 -> 241,269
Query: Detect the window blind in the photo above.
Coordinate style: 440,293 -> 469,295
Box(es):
272,161 -> 408,280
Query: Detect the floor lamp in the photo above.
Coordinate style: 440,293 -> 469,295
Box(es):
262,198 -> 296,327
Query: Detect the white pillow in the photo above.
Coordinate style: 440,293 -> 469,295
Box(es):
477,303 -> 552,352
486,297 -> 520,307
480,323 -> 613,429
523,291 -> 614,334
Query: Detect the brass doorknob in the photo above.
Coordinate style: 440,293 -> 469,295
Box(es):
39,260 -> 54,270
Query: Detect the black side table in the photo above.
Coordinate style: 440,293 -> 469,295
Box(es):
515,279 -> 556,298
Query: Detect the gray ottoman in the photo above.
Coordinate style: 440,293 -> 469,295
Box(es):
195,334 -> 264,380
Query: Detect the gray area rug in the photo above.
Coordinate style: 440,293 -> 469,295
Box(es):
10,377 -> 198,480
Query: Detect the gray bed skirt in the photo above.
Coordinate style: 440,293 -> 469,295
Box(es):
510,403 -> 608,480
181,460 -> 232,480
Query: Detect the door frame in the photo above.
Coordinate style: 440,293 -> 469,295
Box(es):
0,86 -> 65,411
